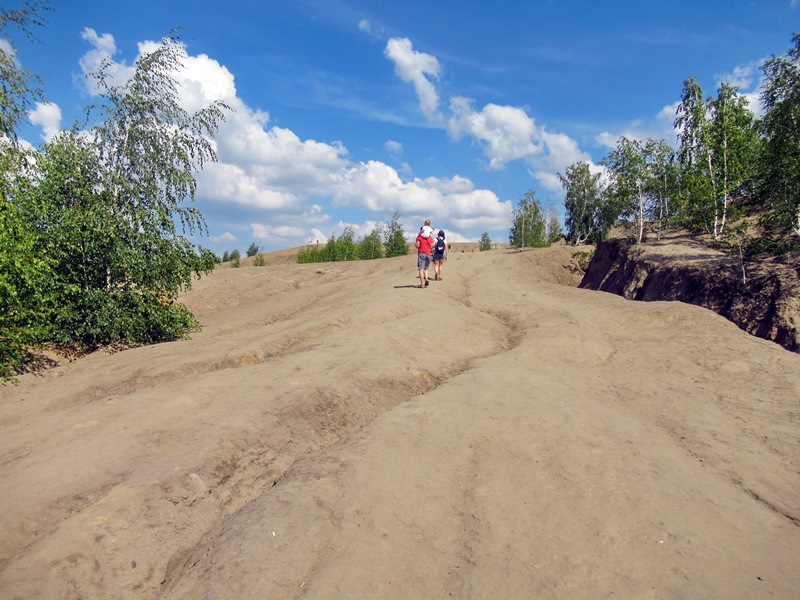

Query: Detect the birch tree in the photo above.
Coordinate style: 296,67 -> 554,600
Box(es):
645,139 -> 679,240
758,33 -> 800,249
707,83 -> 757,238
674,77 -> 756,239
358,224 -> 385,259
0,0 -> 51,139
559,161 -> 612,245
509,190 -> 548,248
674,76 -> 715,235
383,211 -> 409,257
26,33 -> 228,352
601,137 -> 649,243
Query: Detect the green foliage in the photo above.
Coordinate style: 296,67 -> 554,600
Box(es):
673,76 -> 712,234
601,137 -> 684,243
546,213 -> 564,244
295,222 -> 392,264
562,40 -> 791,258
601,137 -> 650,243
572,249 -> 594,267
88,32 -> 229,240
252,254 -> 266,266
675,76 -> 707,170
296,227 -> 363,263
570,250 -> 595,275
0,1 -> 52,138
358,225 -> 385,259
0,2 -> 55,380
334,226 -> 359,261
221,250 -> 230,262
509,190 -> 549,248
1,30 -> 229,379
708,84 -> 757,231
297,243 -> 325,263
757,33 -> 800,250
384,211 -> 409,257
479,232 -> 492,251
559,161 -> 614,245
0,144 -> 53,380
646,139 -> 680,237
37,134 -> 217,351
36,31 -> 226,354
674,78 -> 757,239
229,249 -> 241,267
246,242 -> 260,257
323,235 -> 338,262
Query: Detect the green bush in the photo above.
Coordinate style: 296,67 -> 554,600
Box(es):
570,250 -> 595,274
384,212 -> 409,257
0,30 -> 229,380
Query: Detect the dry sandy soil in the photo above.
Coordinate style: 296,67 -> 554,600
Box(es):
1,244 -> 799,599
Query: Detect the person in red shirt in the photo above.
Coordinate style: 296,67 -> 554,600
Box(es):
415,226 -> 434,287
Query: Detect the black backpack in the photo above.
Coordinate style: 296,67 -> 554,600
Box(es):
435,237 -> 446,253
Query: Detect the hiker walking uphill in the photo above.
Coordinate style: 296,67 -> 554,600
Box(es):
415,226 -> 435,288
432,230 -> 448,281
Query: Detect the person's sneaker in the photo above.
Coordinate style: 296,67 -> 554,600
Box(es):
434,273 -> 439,280
424,279 -> 429,287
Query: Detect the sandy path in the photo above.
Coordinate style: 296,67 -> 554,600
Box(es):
1,246 -> 798,599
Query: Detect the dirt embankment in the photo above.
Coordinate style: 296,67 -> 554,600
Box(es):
579,235 -> 800,353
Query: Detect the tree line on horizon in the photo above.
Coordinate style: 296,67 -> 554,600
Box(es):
295,211 -> 408,263
220,215 -> 403,266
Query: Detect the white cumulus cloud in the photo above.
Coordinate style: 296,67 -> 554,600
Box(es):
448,97 -> 539,169
72,29 -> 519,250
385,37 -> 443,122
447,96 -> 592,192
79,28 -> 133,94
28,102 -> 62,143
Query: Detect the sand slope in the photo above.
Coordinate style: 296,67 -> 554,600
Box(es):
1,245 -> 798,599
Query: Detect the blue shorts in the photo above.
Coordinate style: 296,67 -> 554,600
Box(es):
417,253 -> 432,270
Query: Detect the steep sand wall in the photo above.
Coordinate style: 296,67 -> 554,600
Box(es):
579,237 -> 800,353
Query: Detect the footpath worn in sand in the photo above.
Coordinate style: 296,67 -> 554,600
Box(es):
1,245 -> 799,599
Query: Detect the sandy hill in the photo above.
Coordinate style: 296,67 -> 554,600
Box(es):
1,244 -> 799,599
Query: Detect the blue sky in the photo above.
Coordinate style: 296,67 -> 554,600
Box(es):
8,0 -> 799,254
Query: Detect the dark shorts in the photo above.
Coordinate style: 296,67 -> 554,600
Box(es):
433,251 -> 445,261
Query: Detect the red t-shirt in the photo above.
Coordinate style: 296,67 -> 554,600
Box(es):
416,234 -> 434,255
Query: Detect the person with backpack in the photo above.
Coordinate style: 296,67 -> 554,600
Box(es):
432,230 -> 448,281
